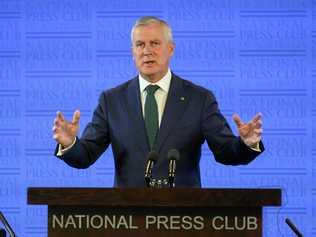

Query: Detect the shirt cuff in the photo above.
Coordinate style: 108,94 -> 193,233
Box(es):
56,137 -> 77,156
249,142 -> 261,152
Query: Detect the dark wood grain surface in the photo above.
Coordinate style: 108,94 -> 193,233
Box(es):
28,188 -> 281,207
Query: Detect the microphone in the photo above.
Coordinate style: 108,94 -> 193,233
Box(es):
167,149 -> 180,187
144,151 -> 159,187
0,211 -> 17,237
285,218 -> 303,237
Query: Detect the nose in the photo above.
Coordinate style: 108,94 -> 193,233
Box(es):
143,44 -> 153,55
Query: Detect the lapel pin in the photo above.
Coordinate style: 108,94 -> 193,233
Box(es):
180,97 -> 185,101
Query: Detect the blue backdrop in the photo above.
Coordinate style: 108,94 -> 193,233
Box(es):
0,0 -> 315,236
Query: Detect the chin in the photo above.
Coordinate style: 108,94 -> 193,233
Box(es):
141,68 -> 158,76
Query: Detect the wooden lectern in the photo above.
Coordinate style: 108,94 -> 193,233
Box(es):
27,188 -> 281,237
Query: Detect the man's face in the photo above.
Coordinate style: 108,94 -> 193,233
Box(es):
132,23 -> 175,83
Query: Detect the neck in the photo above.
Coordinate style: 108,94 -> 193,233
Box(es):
141,69 -> 169,83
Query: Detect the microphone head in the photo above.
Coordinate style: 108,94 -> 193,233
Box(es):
147,151 -> 159,163
167,149 -> 180,161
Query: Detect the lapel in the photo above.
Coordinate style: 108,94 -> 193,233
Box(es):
154,74 -> 189,153
124,77 -> 150,153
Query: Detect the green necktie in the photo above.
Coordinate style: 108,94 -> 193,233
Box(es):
145,85 -> 160,149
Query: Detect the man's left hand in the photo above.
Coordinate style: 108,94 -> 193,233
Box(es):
232,113 -> 262,147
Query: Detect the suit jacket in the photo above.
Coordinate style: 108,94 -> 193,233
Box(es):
56,73 -> 264,187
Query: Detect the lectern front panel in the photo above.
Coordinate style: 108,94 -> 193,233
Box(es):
48,206 -> 262,237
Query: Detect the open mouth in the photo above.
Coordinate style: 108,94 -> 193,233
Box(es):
143,60 -> 155,66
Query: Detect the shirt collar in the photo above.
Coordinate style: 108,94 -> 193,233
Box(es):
139,68 -> 172,93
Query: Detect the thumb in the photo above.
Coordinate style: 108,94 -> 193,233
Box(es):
72,110 -> 81,124
232,113 -> 244,127
57,111 -> 65,121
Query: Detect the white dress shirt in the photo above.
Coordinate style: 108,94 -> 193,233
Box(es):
138,68 -> 172,127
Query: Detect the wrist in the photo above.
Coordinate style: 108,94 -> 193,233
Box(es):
61,137 -> 76,149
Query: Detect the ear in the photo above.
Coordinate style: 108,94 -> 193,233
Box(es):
131,46 -> 136,60
168,42 -> 175,56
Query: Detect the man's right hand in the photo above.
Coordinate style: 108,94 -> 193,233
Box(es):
52,110 -> 80,148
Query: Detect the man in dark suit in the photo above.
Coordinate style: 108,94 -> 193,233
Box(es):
53,16 -> 263,187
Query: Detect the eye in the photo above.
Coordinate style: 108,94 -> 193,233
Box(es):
135,42 -> 144,48
151,41 -> 160,47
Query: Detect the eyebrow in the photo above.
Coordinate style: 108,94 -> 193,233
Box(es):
135,39 -> 161,43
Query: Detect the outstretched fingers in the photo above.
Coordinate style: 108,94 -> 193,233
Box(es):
232,113 -> 244,128
251,112 -> 262,123
72,110 -> 81,125
251,113 -> 263,129
53,111 -> 66,140
57,111 -> 65,121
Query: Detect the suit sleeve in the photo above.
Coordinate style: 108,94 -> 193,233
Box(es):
201,91 -> 264,165
54,92 -> 111,168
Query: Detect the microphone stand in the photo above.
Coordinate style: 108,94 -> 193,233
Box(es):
0,212 -> 16,237
144,149 -> 180,188
144,151 -> 159,187
168,159 -> 176,188
167,149 -> 180,188
144,159 -> 154,187
285,218 -> 303,237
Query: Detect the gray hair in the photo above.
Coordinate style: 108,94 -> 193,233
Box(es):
131,16 -> 173,43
